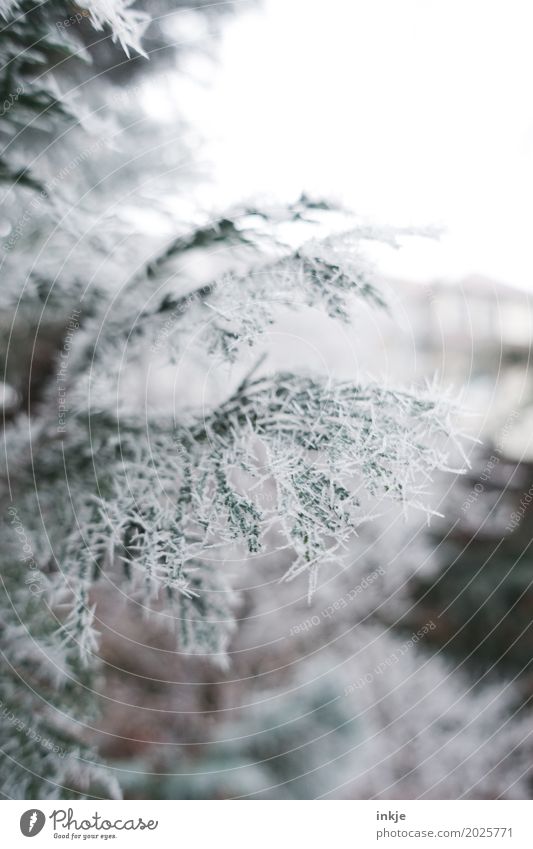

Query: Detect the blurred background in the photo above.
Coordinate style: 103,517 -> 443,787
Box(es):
3,0 -> 533,799
95,0 -> 533,798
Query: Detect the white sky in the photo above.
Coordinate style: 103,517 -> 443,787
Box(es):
188,0 -> 533,290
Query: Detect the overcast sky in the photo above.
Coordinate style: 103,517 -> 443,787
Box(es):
188,0 -> 533,290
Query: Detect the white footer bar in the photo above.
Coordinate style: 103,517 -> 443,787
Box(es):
3,800 -> 532,848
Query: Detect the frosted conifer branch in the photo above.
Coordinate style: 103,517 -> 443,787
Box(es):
82,1 -> 150,58
43,368 -> 464,666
